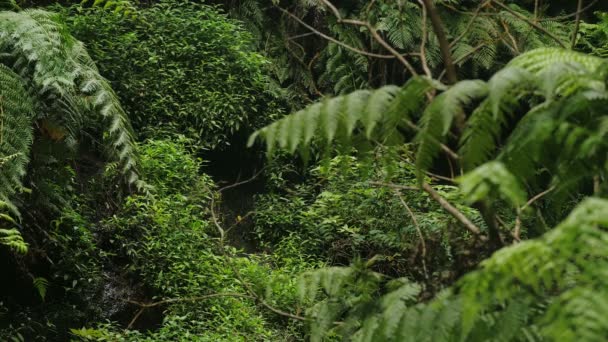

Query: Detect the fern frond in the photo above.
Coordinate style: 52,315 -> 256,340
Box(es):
0,64 -> 34,216
507,47 -> 605,74
0,10 -> 140,186
0,227 -> 27,253
249,77 -> 434,156
414,80 -> 487,181
33,277 -> 49,300
457,161 -> 526,208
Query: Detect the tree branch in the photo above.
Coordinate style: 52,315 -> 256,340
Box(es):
421,0 -> 458,84
278,7 -> 399,61
124,293 -> 255,329
421,183 -> 485,239
206,183 -> 314,323
449,0 -> 490,48
490,0 -> 566,48
340,18 -> 419,76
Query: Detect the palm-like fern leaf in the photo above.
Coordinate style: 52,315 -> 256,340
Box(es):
0,9 -> 140,195
249,77 -> 434,156
414,80 -> 487,181
0,65 -> 34,216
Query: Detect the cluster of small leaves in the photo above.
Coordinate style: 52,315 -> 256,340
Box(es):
63,1 -> 287,150
86,140 -> 314,340
254,151 -> 481,281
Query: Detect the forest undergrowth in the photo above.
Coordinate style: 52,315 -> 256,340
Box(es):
2,0 -> 608,341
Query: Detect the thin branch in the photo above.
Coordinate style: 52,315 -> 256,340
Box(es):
541,0 -> 598,21
287,32 -> 316,40
512,209 -> 522,242
218,167 -> 266,193
490,0 -> 566,48
320,0 -> 341,20
421,183 -> 485,239
511,185 -> 555,242
439,43 -> 486,81
571,0 -> 584,49
340,19 -> 419,76
394,190 -> 429,280
369,181 -> 485,240
404,119 -> 460,161
206,183 -> 315,323
501,20 -> 521,54
368,181 -> 419,191
124,293 -> 255,329
278,7 -> 398,60
521,186 -> 555,211
127,307 -> 145,330
440,0 -> 598,22
450,1 -> 491,48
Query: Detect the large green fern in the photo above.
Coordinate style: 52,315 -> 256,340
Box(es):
252,47 -> 608,205
0,9 -> 141,250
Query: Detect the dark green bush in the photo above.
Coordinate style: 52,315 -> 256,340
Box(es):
80,139 -> 315,340
63,1 -> 286,150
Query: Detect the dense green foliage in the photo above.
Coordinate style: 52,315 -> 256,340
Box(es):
254,151 -> 485,283
63,1 -> 286,149
3,0 -> 608,341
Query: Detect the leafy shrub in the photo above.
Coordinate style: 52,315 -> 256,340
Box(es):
254,150 -> 486,283
82,139 -> 315,340
63,1 -> 286,150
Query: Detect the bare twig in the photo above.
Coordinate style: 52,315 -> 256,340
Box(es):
438,43 -> 486,81
440,0 -> 598,22
368,181 -> 419,191
416,0 -> 433,78
521,186 -> 555,211
541,0 -> 598,21
207,183 -> 313,323
288,32 -> 316,40
490,0 -> 566,48
369,181 -> 485,240
404,119 -> 460,161
571,0 -> 584,49
501,20 -> 520,54
320,0 -> 341,20
421,0 -> 458,84
128,307 -> 145,330
394,190 -> 429,280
